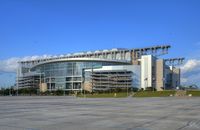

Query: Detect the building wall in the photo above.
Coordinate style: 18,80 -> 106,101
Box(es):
85,65 -> 141,89
16,49 -> 182,92
83,82 -> 92,92
131,51 -> 140,65
164,66 -> 172,89
164,66 -> 181,90
156,59 -> 164,91
141,55 -> 156,90
171,67 -> 180,89
40,83 -> 47,92
18,61 -> 127,91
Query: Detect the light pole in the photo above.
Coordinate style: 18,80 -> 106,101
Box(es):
144,78 -> 148,91
91,64 -> 94,94
162,78 -> 165,90
152,77 -> 156,92
82,68 -> 86,98
16,68 -> 19,96
126,71 -> 128,97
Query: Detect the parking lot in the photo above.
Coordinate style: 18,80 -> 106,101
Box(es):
0,96 -> 200,130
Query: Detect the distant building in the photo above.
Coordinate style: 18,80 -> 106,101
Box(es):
16,45 -> 184,92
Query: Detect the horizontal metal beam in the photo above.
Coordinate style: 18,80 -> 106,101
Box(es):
164,57 -> 185,66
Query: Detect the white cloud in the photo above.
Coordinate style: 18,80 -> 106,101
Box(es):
181,59 -> 200,73
0,55 -> 52,73
181,77 -> 188,83
0,57 -> 20,72
181,59 -> 200,86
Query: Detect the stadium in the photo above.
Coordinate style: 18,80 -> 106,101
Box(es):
16,45 -> 184,92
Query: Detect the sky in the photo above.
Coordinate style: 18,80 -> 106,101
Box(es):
0,0 -> 200,87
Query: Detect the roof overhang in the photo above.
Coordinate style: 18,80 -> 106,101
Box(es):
30,58 -> 131,70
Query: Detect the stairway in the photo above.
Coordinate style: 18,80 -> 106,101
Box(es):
175,90 -> 186,97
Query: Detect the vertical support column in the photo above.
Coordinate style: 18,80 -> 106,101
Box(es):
120,51 -> 122,60
111,51 -> 113,60
131,50 -> 140,65
123,51 -> 125,60
16,67 -> 19,96
72,62 -> 74,92
91,63 -> 94,93
156,59 -> 165,91
113,51 -> 116,60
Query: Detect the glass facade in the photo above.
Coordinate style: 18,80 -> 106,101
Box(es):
30,61 -> 126,91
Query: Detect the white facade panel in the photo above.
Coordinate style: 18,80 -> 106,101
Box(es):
141,55 -> 154,90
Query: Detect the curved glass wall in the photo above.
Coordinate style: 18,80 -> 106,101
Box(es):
31,61 -> 127,91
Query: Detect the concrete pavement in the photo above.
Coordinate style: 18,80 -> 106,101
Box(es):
0,96 -> 200,130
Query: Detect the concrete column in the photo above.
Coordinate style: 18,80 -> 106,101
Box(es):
156,59 -> 165,91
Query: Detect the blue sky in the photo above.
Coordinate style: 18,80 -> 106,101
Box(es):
0,0 -> 200,87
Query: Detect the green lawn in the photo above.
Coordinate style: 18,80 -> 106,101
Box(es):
77,90 -> 200,98
186,90 -> 200,96
77,92 -> 129,98
133,91 -> 176,97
